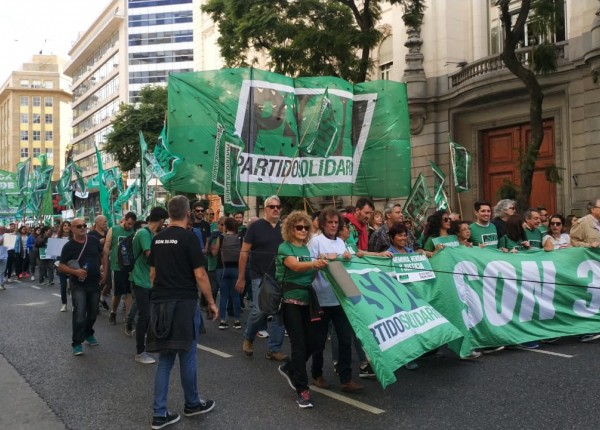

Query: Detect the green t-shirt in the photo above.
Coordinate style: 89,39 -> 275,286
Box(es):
206,234 -> 219,272
498,235 -> 525,251
469,223 -> 498,247
276,242 -> 314,302
524,227 -> 543,249
539,225 -> 548,235
109,224 -> 134,267
130,227 -> 152,288
424,235 -> 460,251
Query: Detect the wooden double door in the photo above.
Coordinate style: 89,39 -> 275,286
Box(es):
482,120 -> 556,214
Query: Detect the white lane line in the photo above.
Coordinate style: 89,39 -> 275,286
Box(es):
30,286 -> 41,290
517,347 -> 574,358
310,386 -> 386,414
196,344 -> 233,358
51,293 -> 61,298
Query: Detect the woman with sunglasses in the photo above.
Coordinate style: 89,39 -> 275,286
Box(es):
276,211 -> 328,409
421,210 -> 459,258
543,214 -> 571,251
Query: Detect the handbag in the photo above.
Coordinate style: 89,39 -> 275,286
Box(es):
257,272 -> 283,315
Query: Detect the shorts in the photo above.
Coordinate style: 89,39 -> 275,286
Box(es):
112,270 -> 132,296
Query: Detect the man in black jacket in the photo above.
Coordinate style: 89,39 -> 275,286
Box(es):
147,196 -> 218,430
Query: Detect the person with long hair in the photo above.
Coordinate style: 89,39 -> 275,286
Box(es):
422,210 -> 459,258
565,214 -> 578,233
543,214 -> 571,251
453,220 -> 473,247
498,214 -> 530,253
492,199 -> 516,240
277,211 -> 328,409
56,221 -> 72,312
214,217 -> 242,330
367,210 -> 384,236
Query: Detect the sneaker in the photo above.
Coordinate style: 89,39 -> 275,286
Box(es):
218,321 -> 229,330
405,360 -> 419,370
183,399 -> 215,416
312,376 -> 330,389
30,275 -> 35,281
481,346 -> 505,354
266,350 -> 288,361
333,361 -> 339,375
296,390 -> 313,409
242,339 -> 253,356
85,336 -> 99,346
151,412 -> 180,430
72,344 -> 83,356
460,351 -> 482,360
60,304 -> 67,312
257,330 -> 269,338
39,281 -> 46,286
520,342 -> 539,349
278,363 -> 295,390
125,326 -> 134,337
100,298 -> 110,311
109,312 -> 117,325
341,380 -> 365,393
0,284 -> 5,291
49,281 -> 55,285
359,363 -> 375,378
135,352 -> 156,364
233,321 -> 242,329
580,333 -> 600,342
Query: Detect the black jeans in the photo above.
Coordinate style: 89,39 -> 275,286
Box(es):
311,305 -> 353,384
282,302 -> 321,393
134,285 -> 151,354
71,284 -> 100,346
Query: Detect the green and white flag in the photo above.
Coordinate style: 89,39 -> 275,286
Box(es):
430,161 -> 449,210
323,257 -> 463,388
165,68 -> 411,198
402,173 -> 431,226
449,141 -> 472,193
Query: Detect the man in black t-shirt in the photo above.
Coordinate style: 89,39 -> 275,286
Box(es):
147,196 -> 218,429
58,218 -> 103,356
235,195 -> 287,361
191,201 -> 211,252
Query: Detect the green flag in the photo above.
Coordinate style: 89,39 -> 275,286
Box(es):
0,170 -> 20,216
139,131 -> 148,211
429,161 -> 449,211
402,173 -> 431,226
16,159 -> 31,194
114,180 -> 139,215
449,141 -> 472,193
299,88 -> 338,158
56,161 -> 75,207
94,144 -> 112,225
30,154 -> 54,215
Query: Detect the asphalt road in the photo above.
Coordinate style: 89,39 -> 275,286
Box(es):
2,277 -> 600,430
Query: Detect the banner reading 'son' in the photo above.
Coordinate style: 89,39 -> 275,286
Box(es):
165,68 -> 411,203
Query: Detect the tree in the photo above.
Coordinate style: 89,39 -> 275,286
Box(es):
497,0 -> 562,211
104,85 -> 168,172
202,0 -> 425,83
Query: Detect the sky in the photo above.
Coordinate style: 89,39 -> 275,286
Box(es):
0,0 -> 112,83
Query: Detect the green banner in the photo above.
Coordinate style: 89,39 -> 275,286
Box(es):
430,161 -> 449,210
165,68 -> 411,198
0,170 -> 19,216
409,247 -> 600,357
323,258 -> 463,388
389,253 -> 436,283
402,173 -> 431,226
449,141 -> 472,193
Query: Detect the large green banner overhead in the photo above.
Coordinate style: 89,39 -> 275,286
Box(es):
0,170 -> 19,216
410,247 -> 600,357
166,68 -> 411,203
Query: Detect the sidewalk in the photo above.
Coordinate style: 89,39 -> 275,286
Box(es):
0,352 -> 67,430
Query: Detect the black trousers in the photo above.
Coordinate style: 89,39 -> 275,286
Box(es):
134,285 -> 152,354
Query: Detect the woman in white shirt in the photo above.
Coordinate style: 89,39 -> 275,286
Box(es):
543,214 -> 571,251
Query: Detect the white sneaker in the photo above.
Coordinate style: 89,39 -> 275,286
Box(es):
60,304 -> 67,312
257,330 -> 269,338
30,276 -> 35,281
135,352 -> 156,364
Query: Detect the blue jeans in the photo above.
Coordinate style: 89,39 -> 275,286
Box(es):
153,305 -> 203,417
71,284 -> 100,346
217,267 -> 240,320
243,278 -> 285,352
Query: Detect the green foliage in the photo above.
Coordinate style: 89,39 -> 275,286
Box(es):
202,0 -> 421,83
401,0 -> 426,28
279,196 -> 307,216
496,180 -> 520,200
104,86 -> 168,172
533,43 -> 558,74
544,164 -> 564,184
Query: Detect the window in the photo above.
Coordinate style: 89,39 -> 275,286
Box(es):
46,148 -> 53,158
43,81 -> 54,89
20,114 -> 28,124
33,97 -> 41,107
33,130 -> 41,141
32,80 -> 42,88
33,147 -> 41,157
20,131 -> 28,141
20,148 -> 29,158
380,63 -> 393,80
33,114 -> 41,124
378,36 -> 394,80
20,96 -> 28,106
45,131 -> 53,141
45,114 -> 53,124
20,80 -> 29,87
44,97 -> 53,107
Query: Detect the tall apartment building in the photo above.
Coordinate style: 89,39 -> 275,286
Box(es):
0,55 -> 72,179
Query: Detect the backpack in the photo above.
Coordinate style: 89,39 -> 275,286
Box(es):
117,234 -> 136,272
220,233 -> 241,264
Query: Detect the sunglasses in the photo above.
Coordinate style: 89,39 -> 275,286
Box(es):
295,225 -> 310,232
73,224 -> 87,229
266,205 -> 281,210
194,209 -> 204,213
442,217 -> 450,222
550,222 -> 562,226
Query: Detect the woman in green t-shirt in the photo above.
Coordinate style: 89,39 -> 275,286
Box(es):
498,214 -> 531,253
276,211 -> 328,409
422,210 -> 459,257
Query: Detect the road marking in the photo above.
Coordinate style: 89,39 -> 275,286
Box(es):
517,347 -> 574,358
15,302 -> 48,306
310,386 -> 386,414
30,286 -> 41,290
197,344 -> 233,358
51,293 -> 61,298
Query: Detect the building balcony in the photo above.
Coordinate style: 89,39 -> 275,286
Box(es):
448,41 -> 568,90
